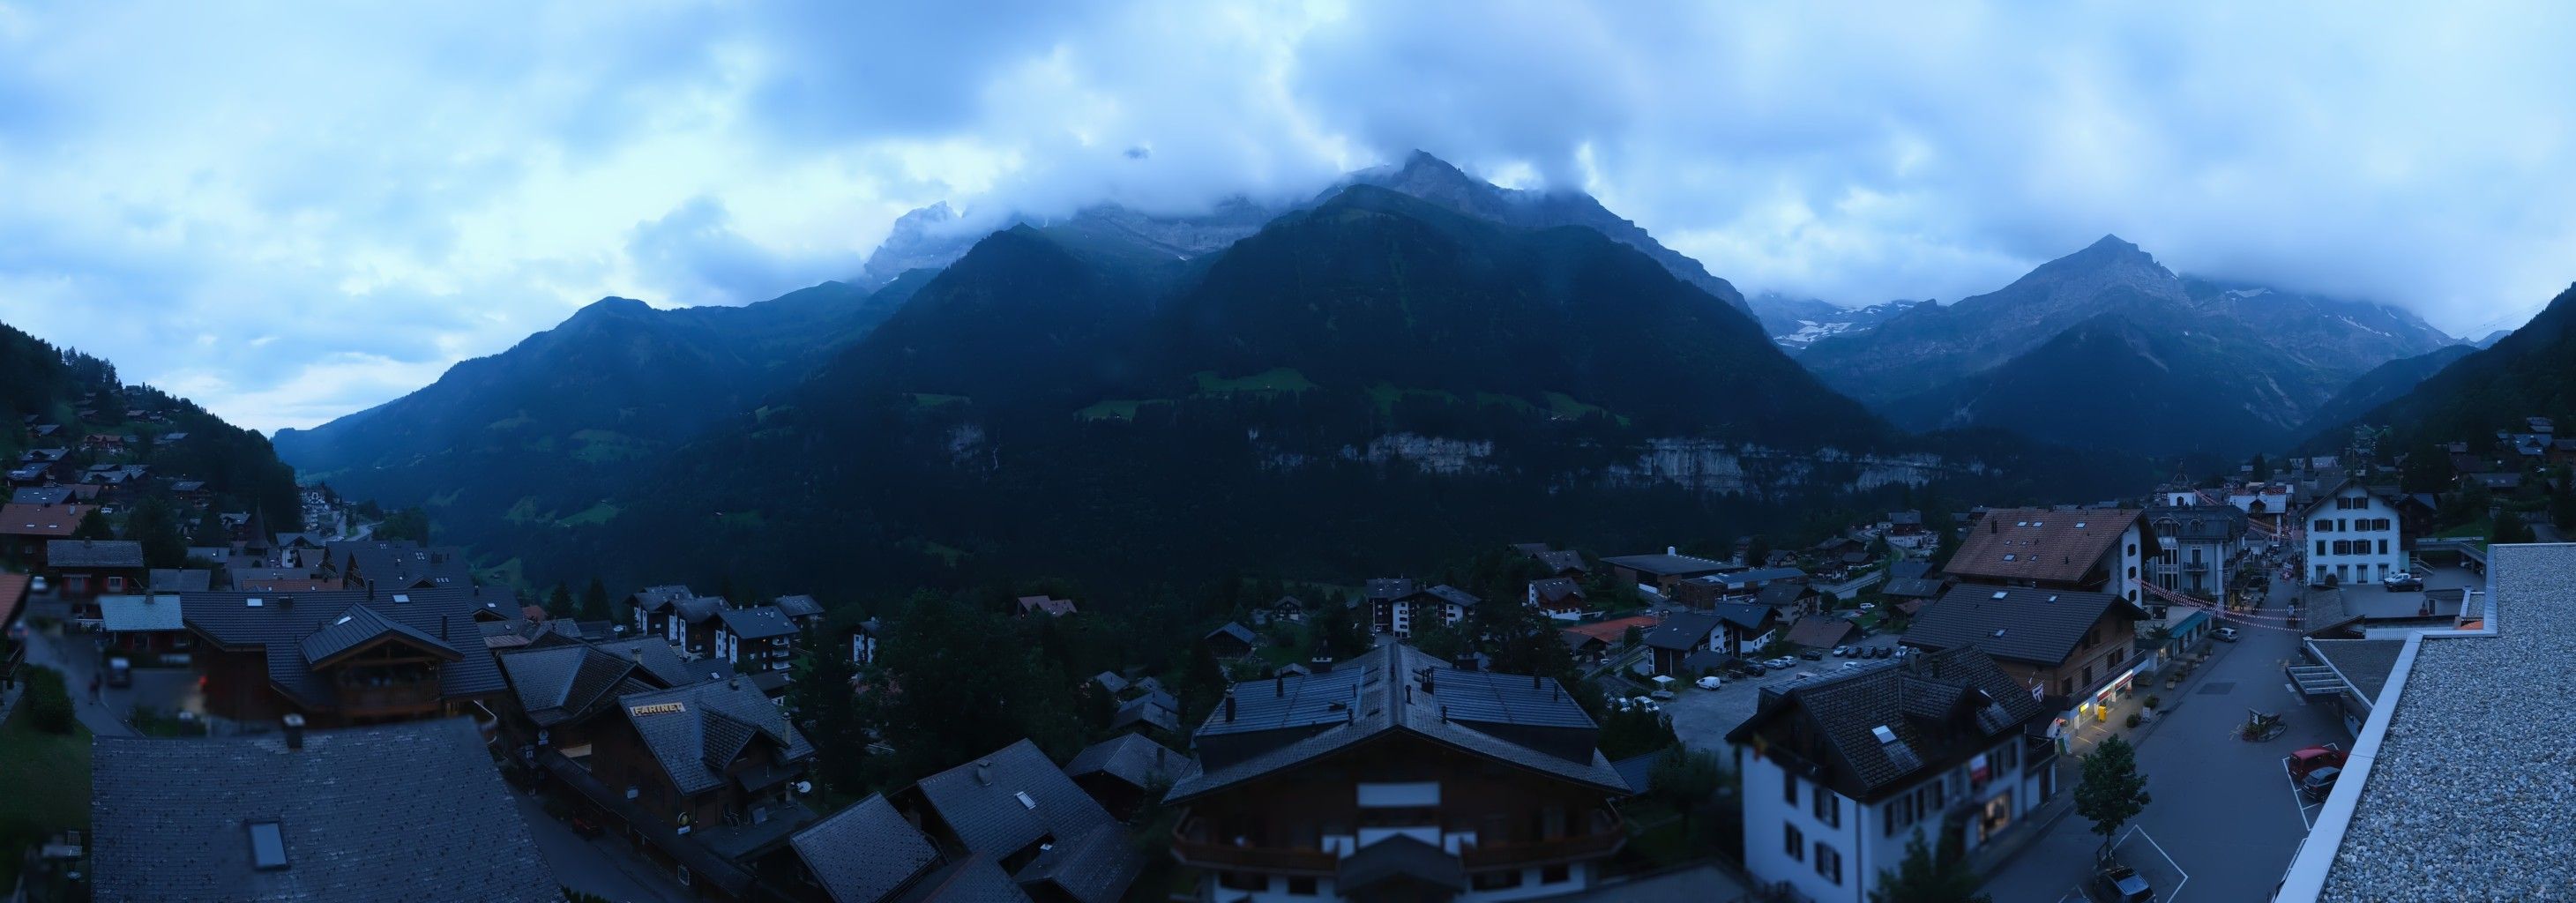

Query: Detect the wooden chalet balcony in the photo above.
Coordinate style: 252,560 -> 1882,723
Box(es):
1169,817 -> 1338,875
1459,807 -> 1625,869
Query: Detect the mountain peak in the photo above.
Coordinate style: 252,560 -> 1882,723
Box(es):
576,296 -> 653,317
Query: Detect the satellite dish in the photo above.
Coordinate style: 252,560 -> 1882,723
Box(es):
795,781 -> 813,795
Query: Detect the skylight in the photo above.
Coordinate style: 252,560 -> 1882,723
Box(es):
392,593 -> 410,603
1990,591 -> 2008,600
1991,629 -> 2006,638
248,820 -> 288,869
1014,791 -> 1038,810
1871,725 -> 1897,744
246,597 -> 264,608
332,616 -> 352,625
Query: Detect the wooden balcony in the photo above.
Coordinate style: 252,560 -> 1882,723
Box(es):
339,681 -> 442,713
1459,807 -> 1625,869
1169,817 -> 1338,875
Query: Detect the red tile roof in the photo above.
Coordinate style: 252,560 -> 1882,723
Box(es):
1559,615 -> 1660,645
1944,508 -> 2143,586
0,504 -> 94,538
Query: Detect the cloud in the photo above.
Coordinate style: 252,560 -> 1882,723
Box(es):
1,1 -> 2572,431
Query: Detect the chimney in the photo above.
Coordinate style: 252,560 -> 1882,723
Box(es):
1421,671 -> 1435,695
1990,519 -> 1998,534
974,762 -> 992,787
282,713 -> 306,750
366,580 -> 375,601
439,615 -> 448,640
1667,545 -> 1677,556
1532,673 -> 1542,690
1274,675 -> 1284,698
1222,692 -> 1237,723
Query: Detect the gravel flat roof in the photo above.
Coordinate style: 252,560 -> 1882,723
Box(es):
2319,543 -> 2576,900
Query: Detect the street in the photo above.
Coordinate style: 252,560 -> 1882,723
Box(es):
1978,566 -> 2343,903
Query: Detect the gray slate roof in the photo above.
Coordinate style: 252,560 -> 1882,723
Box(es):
913,738 -> 1116,862
1167,644 -> 1628,803
674,595 -> 729,624
1535,549 -> 1587,573
1599,553 -> 1729,577
181,587 -> 510,709
297,604 -> 463,667
99,594 -> 184,632
326,540 -> 471,591
1754,581 -> 1816,608
1725,646 -> 2047,802
1643,612 -> 1721,652
629,585 -> 695,614
616,678 -> 815,795
1422,584 -> 1481,608
148,568 -> 213,592
1064,732 -> 1187,790
1903,584 -> 2141,667
587,637 -> 731,687
48,539 -> 144,567
718,604 -> 797,640
2145,505 -> 2247,542
10,487 -> 71,505
1364,578 -> 1420,601
1011,822 -> 1142,903
890,854 -> 1032,903
1882,576 -> 1948,599
1206,621 -> 1258,648
90,718 -> 559,902
499,645 -> 655,728
1706,602 -> 1774,632
773,593 -> 825,619
788,793 -> 938,903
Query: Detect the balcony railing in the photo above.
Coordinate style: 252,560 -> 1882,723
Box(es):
1459,808 -> 1625,869
1170,817 -> 1338,875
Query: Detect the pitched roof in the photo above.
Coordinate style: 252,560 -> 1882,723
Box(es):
1010,822 -> 1143,903
1423,584 -> 1482,608
1205,621 -> 1258,646
8,487 -> 72,506
1706,602 -> 1775,632
629,585 -> 695,614
1090,671 -> 1130,695
1882,577 -> 1948,600
1536,549 -> 1587,573
325,540 -> 471,591
1644,612 -> 1721,651
181,588 -> 511,709
1110,692 -> 1181,733
589,637 -> 730,688
888,854 -> 1032,903
1782,616 -> 1858,650
788,794 -> 939,903
89,718 -> 559,902
717,605 -> 797,640
1598,553 -> 1729,577
1166,644 -> 1628,803
1724,646 -> 2048,802
99,593 -> 185,632
616,678 -> 815,795
1558,615 -> 1658,646
773,594 -> 825,619
498,646 -> 654,728
2144,505 -> 2247,542
1529,577 -> 1584,603
673,595 -> 730,623
47,538 -> 141,566
148,568 -> 213,593
915,739 -> 1116,862
297,604 -> 465,668
1888,560 -> 1933,581
1945,508 -> 2142,585
1015,595 -> 1077,616
1753,581 -> 1816,608
1064,732 -> 1187,790
1902,584 -> 2141,667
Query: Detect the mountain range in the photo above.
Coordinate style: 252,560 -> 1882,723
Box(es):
272,152 -> 2484,596
1796,236 -> 2461,458
2309,280 -> 2576,452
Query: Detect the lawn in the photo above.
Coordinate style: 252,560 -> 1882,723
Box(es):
0,706 -> 93,889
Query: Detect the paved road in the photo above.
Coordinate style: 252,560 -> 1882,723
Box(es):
1980,568 -> 2344,903
15,608 -> 141,736
514,795 -> 695,903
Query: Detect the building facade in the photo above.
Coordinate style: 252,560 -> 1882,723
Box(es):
2300,482 -> 2405,586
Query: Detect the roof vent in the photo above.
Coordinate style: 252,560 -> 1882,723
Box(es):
2002,554 -> 2016,562
1871,725 -> 1897,744
1014,791 -> 1037,810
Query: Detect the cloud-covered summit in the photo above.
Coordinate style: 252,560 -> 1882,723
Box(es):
2,2 -> 2572,430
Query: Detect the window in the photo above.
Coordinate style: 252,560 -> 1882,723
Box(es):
2333,541 -> 2351,556
2316,540 -> 2327,556
1219,871 -> 1267,892
2057,678 -> 2072,697
677,865 -> 692,887
1785,823 -> 1805,861
1783,765 -> 1799,805
2081,665 -> 2094,685
1542,864 -> 1571,884
2314,519 -> 2332,533
1471,870 -> 1525,891
1813,789 -> 1841,828
1816,843 -> 1843,884
1287,877 -> 1318,895
105,576 -> 124,593
2378,540 -> 2389,555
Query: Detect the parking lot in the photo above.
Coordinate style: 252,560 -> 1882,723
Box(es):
2051,826 -> 2189,903
1663,630 -> 1908,752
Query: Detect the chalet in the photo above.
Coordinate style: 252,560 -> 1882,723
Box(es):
1943,508 -> 2152,605
1112,690 -> 1182,734
1707,602 -> 1780,657
326,540 -> 472,592
1517,548 -> 1587,576
1017,595 -> 1079,617
183,586 -> 513,727
1878,577 -> 1947,616
98,592 -> 189,660
1884,511 -> 1924,537
1643,611 -> 1725,675
168,479 -> 209,503
670,595 -> 731,657
48,538 -> 146,605
8,487 -> 73,506
90,718 -> 561,902
1364,579 -> 1477,637
2296,480 -> 2407,587
1526,577 -> 1587,617
1557,615 -> 1657,660
2140,504 -> 2247,600
580,678 -> 818,861
847,617 -> 884,667
715,605 -> 798,675
491,637 -> 721,772
1598,549 -> 1730,597
892,738 -> 1142,899
1205,622 -> 1259,659
2,503 -> 93,565
773,593 -> 826,631
1727,648 -> 2054,903
1064,731 -> 1190,820
1162,644 -> 1633,900
148,568 -> 213,593
629,585 -> 696,639
1754,581 -> 1824,619
1900,585 -> 2148,747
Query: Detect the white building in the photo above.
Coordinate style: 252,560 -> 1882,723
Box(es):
2298,480 -> 2406,586
1728,647 -> 2056,903
2144,504 -> 2248,600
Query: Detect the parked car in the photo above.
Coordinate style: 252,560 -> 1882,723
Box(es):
2290,744 -> 2348,782
2300,765 -> 2342,802
29,575 -> 46,593
1832,646 -> 1851,657
1799,650 -> 1824,660
2214,627 -> 2242,643
2383,571 -> 2423,591
1650,689 -> 1676,700
106,656 -> 132,689
2093,862 -> 2156,903
1695,675 -> 1723,690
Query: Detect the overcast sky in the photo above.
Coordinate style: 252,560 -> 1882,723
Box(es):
4,2 -> 2573,432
